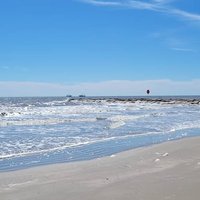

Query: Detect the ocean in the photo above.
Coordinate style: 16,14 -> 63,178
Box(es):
0,96 -> 200,171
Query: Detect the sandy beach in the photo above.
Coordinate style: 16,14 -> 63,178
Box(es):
1,137 -> 200,200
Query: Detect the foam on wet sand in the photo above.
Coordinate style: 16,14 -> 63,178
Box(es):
1,137 -> 200,200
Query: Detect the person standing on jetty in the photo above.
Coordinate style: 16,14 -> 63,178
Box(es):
146,89 -> 150,95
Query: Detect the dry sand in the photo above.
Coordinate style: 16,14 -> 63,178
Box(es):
1,137 -> 200,200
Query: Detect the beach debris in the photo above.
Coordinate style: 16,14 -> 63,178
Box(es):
154,158 -> 160,163
154,152 -> 168,163
162,153 -> 169,157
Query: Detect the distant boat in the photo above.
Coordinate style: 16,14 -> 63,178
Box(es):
79,95 -> 86,98
66,95 -> 72,97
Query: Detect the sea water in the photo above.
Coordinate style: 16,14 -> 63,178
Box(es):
0,96 -> 200,171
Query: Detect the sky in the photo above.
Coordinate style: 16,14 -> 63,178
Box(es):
0,0 -> 200,96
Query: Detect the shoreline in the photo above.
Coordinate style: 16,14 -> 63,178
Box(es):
1,137 -> 200,200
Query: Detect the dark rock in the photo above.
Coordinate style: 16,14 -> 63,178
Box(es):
0,112 -> 7,117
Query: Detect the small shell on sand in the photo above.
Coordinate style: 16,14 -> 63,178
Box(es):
162,153 -> 169,157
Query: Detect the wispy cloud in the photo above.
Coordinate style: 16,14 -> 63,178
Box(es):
153,0 -> 169,3
0,66 -> 10,70
81,0 -> 122,6
80,0 -> 200,22
0,80 -> 200,96
170,8 -> 200,21
150,29 -> 196,52
0,66 -> 29,71
171,47 -> 194,52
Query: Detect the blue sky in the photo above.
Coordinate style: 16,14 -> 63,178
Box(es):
0,0 -> 200,96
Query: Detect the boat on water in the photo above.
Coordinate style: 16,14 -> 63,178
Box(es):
78,95 -> 86,98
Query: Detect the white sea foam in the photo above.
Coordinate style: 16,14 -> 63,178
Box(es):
0,135 -> 136,160
169,120 -> 200,132
1,97 -> 200,165
108,114 -> 150,129
0,117 -> 97,127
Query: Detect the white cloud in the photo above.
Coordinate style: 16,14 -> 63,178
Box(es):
0,80 -> 200,97
171,47 -> 194,52
80,0 -> 200,22
81,0 -> 122,6
152,0 -> 174,4
128,1 -> 161,11
170,8 -> 200,21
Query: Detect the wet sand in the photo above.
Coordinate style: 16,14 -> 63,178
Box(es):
1,137 -> 200,200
